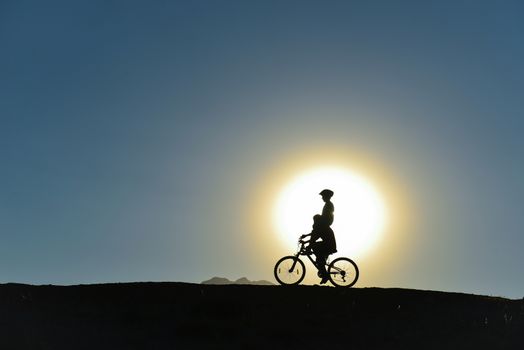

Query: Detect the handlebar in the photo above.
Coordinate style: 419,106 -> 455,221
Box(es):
298,239 -> 308,245
297,238 -> 311,256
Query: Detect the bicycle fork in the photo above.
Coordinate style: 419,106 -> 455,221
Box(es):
288,254 -> 300,273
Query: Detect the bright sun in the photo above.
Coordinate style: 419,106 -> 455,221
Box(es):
273,167 -> 387,258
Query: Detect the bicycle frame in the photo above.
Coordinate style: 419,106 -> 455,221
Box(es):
290,240 -> 331,273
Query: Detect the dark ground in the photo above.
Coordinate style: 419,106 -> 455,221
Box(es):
1,282 -> 523,349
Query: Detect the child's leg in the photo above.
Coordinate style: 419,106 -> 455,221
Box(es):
315,253 -> 328,277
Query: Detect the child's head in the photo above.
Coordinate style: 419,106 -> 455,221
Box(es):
313,214 -> 323,224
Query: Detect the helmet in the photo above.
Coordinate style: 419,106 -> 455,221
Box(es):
319,189 -> 334,198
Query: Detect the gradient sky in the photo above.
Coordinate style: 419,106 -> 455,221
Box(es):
1,1 -> 523,298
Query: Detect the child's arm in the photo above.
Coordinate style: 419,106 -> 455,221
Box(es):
300,233 -> 311,243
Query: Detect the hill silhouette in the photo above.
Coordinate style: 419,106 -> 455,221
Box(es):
201,276 -> 274,285
1,282 -> 523,349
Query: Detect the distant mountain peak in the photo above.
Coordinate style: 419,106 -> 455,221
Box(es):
235,277 -> 250,284
200,277 -> 231,285
201,276 -> 274,286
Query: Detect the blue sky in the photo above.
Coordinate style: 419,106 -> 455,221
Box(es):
1,1 -> 523,298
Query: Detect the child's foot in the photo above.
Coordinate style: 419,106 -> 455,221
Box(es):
320,275 -> 329,284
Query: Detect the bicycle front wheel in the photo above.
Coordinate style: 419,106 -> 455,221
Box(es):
274,256 -> 306,285
328,257 -> 359,287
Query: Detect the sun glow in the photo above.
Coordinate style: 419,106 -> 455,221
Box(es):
273,167 -> 387,258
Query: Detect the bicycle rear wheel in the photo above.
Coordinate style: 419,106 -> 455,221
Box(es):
274,256 -> 306,285
328,257 -> 359,287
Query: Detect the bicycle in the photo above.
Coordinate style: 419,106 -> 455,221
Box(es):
274,238 -> 359,287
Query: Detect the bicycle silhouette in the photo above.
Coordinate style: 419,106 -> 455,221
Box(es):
274,237 -> 359,287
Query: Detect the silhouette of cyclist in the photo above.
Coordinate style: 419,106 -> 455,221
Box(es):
301,189 -> 337,284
